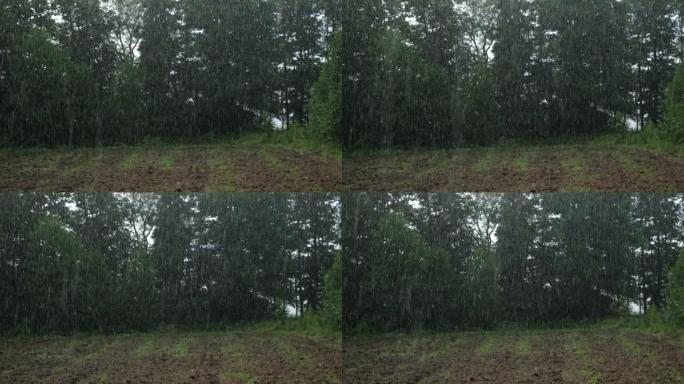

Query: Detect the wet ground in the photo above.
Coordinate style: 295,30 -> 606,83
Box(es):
343,328 -> 684,384
343,145 -> 684,192
0,144 -> 342,192
0,330 -> 340,384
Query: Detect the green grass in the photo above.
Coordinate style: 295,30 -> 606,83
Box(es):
97,371 -> 109,384
616,332 -> 644,355
512,152 -> 530,172
473,149 -> 498,172
233,128 -> 341,159
562,152 -> 586,173
515,337 -> 531,356
260,148 -> 291,172
347,323 -> 684,384
133,336 -> 155,358
584,372 -> 602,384
120,151 -> 140,170
206,148 -> 238,192
591,131 -> 684,156
173,338 -> 188,357
236,372 -> 258,384
59,153 -> 95,174
346,130 -> 683,156
1,327 -> 340,384
475,334 -> 497,354
242,313 -> 341,342
160,154 -> 175,170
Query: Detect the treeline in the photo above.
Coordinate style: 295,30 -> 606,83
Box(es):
343,193 -> 684,332
0,193 -> 340,334
0,0 -> 341,147
345,0 -> 684,148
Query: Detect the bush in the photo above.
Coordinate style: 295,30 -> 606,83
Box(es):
667,250 -> 684,326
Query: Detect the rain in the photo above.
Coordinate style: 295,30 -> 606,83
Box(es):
0,192 -> 341,383
0,0 -> 342,192
342,192 -> 684,383
343,0 -> 684,192
2,1 -> 684,383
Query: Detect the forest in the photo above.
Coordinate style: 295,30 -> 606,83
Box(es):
343,193 -> 684,332
0,0 -> 342,147
0,192 -> 341,334
344,0 -> 684,148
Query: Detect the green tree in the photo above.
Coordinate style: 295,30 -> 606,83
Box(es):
628,0 -> 679,128
322,252 -> 342,328
663,62 -> 684,142
667,250 -> 684,325
492,0 -> 536,138
277,0 -> 326,128
0,193 -> 340,334
310,31 -> 343,142
139,0 -> 182,138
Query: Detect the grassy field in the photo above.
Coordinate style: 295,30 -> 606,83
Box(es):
344,143 -> 684,192
0,137 -> 341,192
343,326 -> 684,384
0,328 -> 340,384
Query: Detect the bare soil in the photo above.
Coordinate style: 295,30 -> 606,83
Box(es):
0,331 -> 341,384
343,145 -> 684,192
0,144 -> 342,192
343,328 -> 684,384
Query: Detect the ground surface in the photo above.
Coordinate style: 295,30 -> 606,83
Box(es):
343,328 -> 684,384
0,143 -> 341,192
344,145 -> 684,192
0,330 -> 340,384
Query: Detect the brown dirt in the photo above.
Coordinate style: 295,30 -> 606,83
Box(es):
0,331 -> 340,384
227,147 -> 342,192
343,146 -> 684,192
0,144 -> 342,192
342,329 -> 684,384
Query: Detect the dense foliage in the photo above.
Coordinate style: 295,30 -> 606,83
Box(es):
345,0 -> 684,148
664,62 -> 684,143
0,0 -> 338,146
668,250 -> 684,325
0,193 -> 340,333
343,193 -> 683,332
321,252 -> 342,328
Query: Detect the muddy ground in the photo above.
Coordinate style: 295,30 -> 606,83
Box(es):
343,328 -> 684,384
344,145 -> 684,192
0,144 -> 342,192
0,330 -> 340,384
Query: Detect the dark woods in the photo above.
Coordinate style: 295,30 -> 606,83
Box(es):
344,0 -> 684,148
343,193 -> 683,332
0,193 -> 340,333
5,0 -> 684,148
0,0 -> 341,147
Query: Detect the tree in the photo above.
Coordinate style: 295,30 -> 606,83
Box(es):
322,252 -> 342,328
663,62 -> 684,142
310,31 -> 343,142
667,250 -> 684,325
344,193 -> 683,332
496,194 -> 540,323
1,1 -> 334,146
492,0 -> 536,138
0,193 -> 340,334
139,0 -> 182,138
628,0 -> 679,128
538,0 -> 632,137
110,0 -> 144,63
631,194 -> 683,311
277,0 -> 326,128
